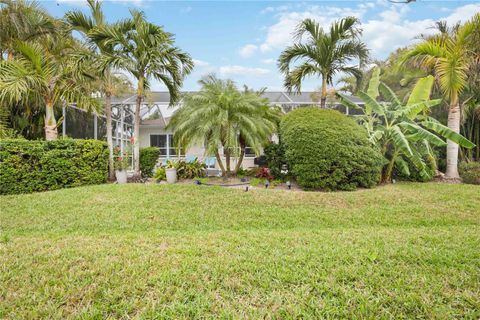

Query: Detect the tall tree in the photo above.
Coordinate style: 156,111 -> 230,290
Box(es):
66,0 -> 132,180
402,14 -> 480,180
278,17 -> 368,108
168,75 -> 280,176
0,40 -> 99,140
91,10 -> 193,177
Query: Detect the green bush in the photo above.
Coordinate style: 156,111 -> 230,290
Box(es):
264,141 -> 287,180
280,108 -> 383,191
153,166 -> 166,182
0,139 -> 108,195
175,159 -> 206,179
139,147 -> 160,177
459,162 -> 480,185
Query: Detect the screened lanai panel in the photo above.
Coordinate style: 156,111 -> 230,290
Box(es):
65,107 -> 95,139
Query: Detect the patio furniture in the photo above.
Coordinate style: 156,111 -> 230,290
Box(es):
185,155 -> 197,163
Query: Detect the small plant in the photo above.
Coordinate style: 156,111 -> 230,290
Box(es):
176,159 -> 207,179
165,160 -> 177,169
153,166 -> 166,182
250,177 -> 264,186
256,167 -> 273,181
113,147 -> 129,171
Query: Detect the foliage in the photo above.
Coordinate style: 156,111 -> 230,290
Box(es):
175,159 -> 207,179
168,75 -> 281,176
459,162 -> 480,185
90,9 -> 194,176
255,167 -> 273,181
0,139 -> 107,194
139,147 -> 160,177
278,17 -> 368,108
280,108 -> 383,191
338,67 -> 475,183
153,166 -> 166,182
401,13 -> 480,179
113,146 -> 129,171
263,142 -> 287,180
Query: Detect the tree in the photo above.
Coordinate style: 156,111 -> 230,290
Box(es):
168,75 -> 280,176
338,67 -> 474,183
402,13 -> 480,180
278,17 -> 368,108
0,40 -> 99,140
91,10 -> 193,177
66,0 -> 132,180
0,0 -> 55,60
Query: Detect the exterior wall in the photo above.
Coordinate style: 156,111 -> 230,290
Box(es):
139,126 -> 258,170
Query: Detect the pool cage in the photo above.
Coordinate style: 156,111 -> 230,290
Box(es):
61,100 -> 137,168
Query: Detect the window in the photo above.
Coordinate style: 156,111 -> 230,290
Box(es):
150,134 -> 167,156
244,147 -> 256,157
150,134 -> 184,157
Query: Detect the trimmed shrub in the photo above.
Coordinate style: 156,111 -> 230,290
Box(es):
264,141 -> 287,180
459,162 -> 480,185
139,147 -> 160,177
280,108 -> 383,191
0,139 -> 108,195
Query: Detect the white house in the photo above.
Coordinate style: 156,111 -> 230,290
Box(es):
108,91 -> 364,171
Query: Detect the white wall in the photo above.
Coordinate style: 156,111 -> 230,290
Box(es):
139,126 -> 257,170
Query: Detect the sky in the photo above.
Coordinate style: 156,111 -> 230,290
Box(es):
41,0 -> 480,92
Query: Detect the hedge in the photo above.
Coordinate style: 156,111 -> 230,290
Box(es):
139,147 -> 160,177
0,139 -> 108,195
459,162 -> 480,185
280,108 -> 383,191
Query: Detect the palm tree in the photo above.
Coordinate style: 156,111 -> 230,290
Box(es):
91,10 -> 193,177
168,75 -> 280,176
66,0 -> 132,180
278,17 -> 368,108
0,0 -> 55,60
402,14 -> 480,179
338,67 -> 475,183
0,40 -> 99,140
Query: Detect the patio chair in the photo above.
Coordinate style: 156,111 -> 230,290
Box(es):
185,155 -> 197,163
204,157 -> 221,176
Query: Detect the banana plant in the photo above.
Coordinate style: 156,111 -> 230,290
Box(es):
337,67 -> 475,183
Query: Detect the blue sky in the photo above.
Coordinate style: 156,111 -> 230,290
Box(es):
43,0 -> 480,91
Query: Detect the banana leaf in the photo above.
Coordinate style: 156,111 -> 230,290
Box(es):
358,91 -> 385,116
421,120 -> 476,148
407,75 -> 435,106
391,125 -> 413,156
379,82 -> 401,109
367,67 -> 380,99
398,121 -> 446,147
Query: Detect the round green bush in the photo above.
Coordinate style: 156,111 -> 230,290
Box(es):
280,108 -> 383,191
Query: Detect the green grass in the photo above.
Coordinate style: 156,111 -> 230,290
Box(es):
1,183 -> 479,319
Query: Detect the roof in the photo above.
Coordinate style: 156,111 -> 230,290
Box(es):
112,91 -> 364,106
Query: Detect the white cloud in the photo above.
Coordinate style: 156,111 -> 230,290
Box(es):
261,58 -> 276,65
362,3 -> 480,58
218,65 -> 270,77
239,44 -> 258,58
192,59 -> 209,67
258,4 -> 366,52
248,2 -> 480,59
180,6 -> 192,14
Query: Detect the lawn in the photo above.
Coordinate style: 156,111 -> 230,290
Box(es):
1,183 -> 479,319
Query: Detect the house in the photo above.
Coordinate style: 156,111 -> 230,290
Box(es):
106,91 -> 364,170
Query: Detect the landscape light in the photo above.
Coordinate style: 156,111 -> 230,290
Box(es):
265,180 -> 270,188
245,186 -> 249,192
286,181 -> 291,190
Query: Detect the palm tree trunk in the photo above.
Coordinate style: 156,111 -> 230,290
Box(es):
105,92 -> 115,180
234,139 -> 246,174
320,77 -> 327,109
445,99 -> 461,180
44,99 -> 57,141
225,148 -> 231,176
214,150 -> 226,176
133,76 -> 143,177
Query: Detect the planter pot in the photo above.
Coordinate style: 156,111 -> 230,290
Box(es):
165,168 -> 177,184
115,170 -> 127,184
